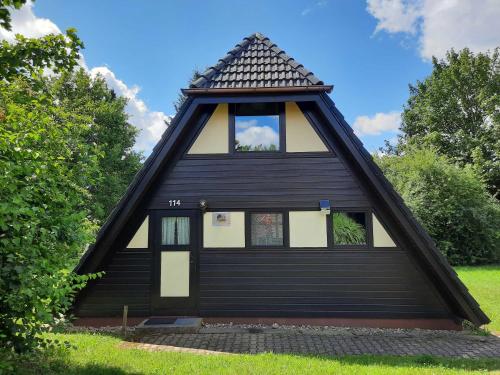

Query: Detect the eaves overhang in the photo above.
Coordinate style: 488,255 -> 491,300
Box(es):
182,85 -> 334,95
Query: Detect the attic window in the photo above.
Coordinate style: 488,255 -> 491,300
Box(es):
233,103 -> 282,152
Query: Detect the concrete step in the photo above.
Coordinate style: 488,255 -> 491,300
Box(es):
135,317 -> 202,333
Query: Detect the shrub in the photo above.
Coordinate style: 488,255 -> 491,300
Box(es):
375,148 -> 500,265
0,76 -> 100,352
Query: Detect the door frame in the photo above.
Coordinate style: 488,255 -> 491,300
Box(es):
150,209 -> 200,316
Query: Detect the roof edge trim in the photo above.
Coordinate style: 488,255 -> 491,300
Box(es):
182,85 -> 334,95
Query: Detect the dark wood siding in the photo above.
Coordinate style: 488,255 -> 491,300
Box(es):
145,152 -> 451,319
199,249 -> 450,318
148,154 -> 369,209
74,249 -> 152,317
72,95 -> 487,325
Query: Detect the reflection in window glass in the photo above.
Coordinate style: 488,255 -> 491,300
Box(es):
251,213 -> 283,246
162,217 -> 190,245
235,115 -> 280,151
332,212 -> 367,245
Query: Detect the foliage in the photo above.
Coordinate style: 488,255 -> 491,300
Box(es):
0,0 -> 29,31
375,148 -> 500,265
49,69 -> 143,222
0,32 -> 102,352
0,29 -> 83,81
393,48 -> 500,198
332,213 -> 366,245
173,68 -> 203,112
2,332 -> 500,374
235,142 -> 279,152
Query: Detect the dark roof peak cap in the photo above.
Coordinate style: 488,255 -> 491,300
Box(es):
251,32 -> 268,40
186,32 -> 332,93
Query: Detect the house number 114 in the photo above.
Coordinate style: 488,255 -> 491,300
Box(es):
169,199 -> 181,207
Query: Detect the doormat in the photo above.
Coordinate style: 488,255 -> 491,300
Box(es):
143,318 -> 177,325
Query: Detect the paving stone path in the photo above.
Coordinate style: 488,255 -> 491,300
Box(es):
129,327 -> 500,358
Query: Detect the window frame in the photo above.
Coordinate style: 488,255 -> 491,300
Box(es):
327,209 -> 373,249
245,209 -> 289,249
157,213 -> 194,251
229,102 -> 286,155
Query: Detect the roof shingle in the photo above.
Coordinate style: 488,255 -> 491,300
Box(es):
187,32 -> 331,92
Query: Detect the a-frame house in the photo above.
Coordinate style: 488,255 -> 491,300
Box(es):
74,33 -> 488,329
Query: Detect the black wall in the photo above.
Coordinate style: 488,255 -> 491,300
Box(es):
75,248 -> 152,317
148,154 -> 369,210
74,103 -> 452,320
147,152 -> 450,319
199,249 -> 449,318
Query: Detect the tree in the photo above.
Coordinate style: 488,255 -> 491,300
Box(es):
0,32 -> 100,352
50,69 -> 143,222
0,29 -> 83,81
0,0 -> 30,31
395,48 -> 500,197
173,68 -> 203,112
375,148 -> 500,265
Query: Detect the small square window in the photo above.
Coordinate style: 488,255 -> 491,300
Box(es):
161,217 -> 190,245
332,212 -> 367,246
235,115 -> 280,151
234,103 -> 281,152
250,213 -> 283,246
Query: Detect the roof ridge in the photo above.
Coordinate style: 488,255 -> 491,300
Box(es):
189,33 -> 327,90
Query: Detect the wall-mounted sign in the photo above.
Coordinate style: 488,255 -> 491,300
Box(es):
212,212 -> 231,226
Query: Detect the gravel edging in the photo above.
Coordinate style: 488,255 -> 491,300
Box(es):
200,322 -> 481,338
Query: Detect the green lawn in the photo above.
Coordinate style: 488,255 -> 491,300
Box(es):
1,266 -> 499,375
456,265 -> 500,332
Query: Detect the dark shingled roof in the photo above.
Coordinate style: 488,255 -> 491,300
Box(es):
186,32 -> 332,92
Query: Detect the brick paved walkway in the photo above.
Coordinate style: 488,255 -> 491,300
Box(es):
129,327 -> 500,358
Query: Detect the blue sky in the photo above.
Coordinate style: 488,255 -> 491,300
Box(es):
2,1 -> 499,155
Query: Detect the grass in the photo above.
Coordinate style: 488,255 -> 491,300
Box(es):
1,265 -> 499,374
1,332 -> 499,375
456,265 -> 500,332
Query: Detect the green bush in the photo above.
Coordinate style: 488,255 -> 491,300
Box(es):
0,31 -> 101,353
0,75 -> 102,352
375,148 -> 500,265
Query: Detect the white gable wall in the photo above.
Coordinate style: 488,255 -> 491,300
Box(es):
188,103 -> 228,154
372,214 -> 397,247
285,102 -> 328,152
126,216 -> 149,248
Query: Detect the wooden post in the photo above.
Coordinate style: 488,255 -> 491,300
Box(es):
122,305 -> 128,336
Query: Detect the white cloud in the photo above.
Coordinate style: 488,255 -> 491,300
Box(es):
236,126 -> 279,148
0,1 -> 60,41
353,111 -> 401,136
235,119 -> 258,130
90,67 -> 170,153
367,0 -> 420,34
1,1 -> 170,156
367,0 -> 500,60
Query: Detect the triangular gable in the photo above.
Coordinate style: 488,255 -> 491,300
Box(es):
76,92 -> 488,326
